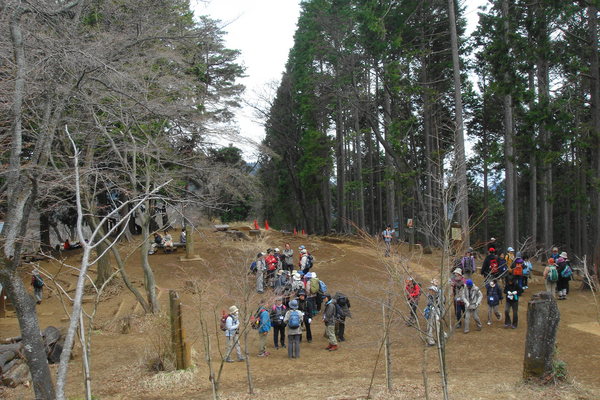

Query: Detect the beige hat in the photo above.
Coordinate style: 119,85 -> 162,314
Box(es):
229,305 -> 239,314
560,251 -> 568,259
454,268 -> 463,276
292,272 -> 301,281
277,269 -> 283,275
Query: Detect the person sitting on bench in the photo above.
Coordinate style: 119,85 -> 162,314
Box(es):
180,228 -> 187,244
163,230 -> 174,251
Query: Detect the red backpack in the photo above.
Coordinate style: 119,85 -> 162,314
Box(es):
490,258 -> 499,274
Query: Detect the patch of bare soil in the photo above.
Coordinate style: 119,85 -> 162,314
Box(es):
1,229 -> 599,399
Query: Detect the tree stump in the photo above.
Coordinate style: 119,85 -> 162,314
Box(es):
523,291 -> 560,379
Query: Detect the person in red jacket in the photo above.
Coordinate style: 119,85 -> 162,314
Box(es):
265,248 -> 278,287
405,278 -> 421,326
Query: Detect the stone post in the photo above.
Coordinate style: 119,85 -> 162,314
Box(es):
170,290 -> 191,369
523,291 -> 560,379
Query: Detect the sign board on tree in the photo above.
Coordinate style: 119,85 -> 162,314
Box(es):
451,227 -> 462,241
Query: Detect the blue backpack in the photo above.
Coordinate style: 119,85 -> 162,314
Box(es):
288,310 -> 301,329
249,261 -> 257,273
319,280 -> 327,294
561,264 -> 573,279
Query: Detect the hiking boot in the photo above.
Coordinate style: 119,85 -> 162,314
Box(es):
328,345 -> 338,351
325,345 -> 333,350
511,325 -> 517,329
237,358 -> 245,362
339,337 -> 345,342
487,321 -> 492,326
275,346 -> 279,350
503,324 -> 511,328
476,325 -> 482,331
225,359 -> 234,363
463,330 -> 470,334
282,344 -> 286,348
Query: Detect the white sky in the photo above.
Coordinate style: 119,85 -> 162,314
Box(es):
193,0 -> 486,158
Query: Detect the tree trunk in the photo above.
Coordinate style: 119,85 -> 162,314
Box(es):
335,97 -> 347,233
523,292 -> 560,379
502,0 -> 516,249
588,5 -> 600,261
39,212 -> 52,252
448,0 -> 470,248
383,83 -> 395,227
140,207 -> 159,313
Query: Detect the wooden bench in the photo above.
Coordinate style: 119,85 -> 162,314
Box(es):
151,242 -> 186,254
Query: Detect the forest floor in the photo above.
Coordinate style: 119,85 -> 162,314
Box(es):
1,227 -> 600,400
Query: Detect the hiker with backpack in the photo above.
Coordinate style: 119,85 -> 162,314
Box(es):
31,268 -> 44,304
299,248 -> 314,274
283,243 -> 294,273
305,272 -> 320,314
522,255 -> 533,290
481,247 -> 497,280
308,272 -> 325,311
509,258 -> 525,289
223,306 -> 245,362
543,258 -> 559,298
296,290 -> 314,342
460,279 -> 483,333
424,284 -> 442,346
451,268 -> 466,328
405,278 -> 421,326
556,252 -> 573,300
291,271 -> 305,295
255,252 -> 267,294
503,275 -> 523,329
257,300 -> 271,357
460,247 -> 476,279
485,279 -> 503,325
322,293 -> 339,351
283,299 -> 304,358
382,224 -> 395,257
270,297 -> 287,350
334,292 -> 351,342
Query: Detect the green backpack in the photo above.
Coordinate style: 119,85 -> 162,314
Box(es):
310,278 -> 320,294
547,265 -> 558,282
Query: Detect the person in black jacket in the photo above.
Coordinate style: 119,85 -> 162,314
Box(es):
556,252 -> 572,300
503,276 -> 524,329
296,290 -> 314,343
334,292 -> 351,342
481,247 -> 497,280
485,279 -> 503,325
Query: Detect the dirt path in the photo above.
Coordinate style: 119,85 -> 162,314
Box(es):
1,230 -> 599,399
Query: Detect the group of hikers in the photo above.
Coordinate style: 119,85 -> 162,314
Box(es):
147,228 -> 186,254
416,240 -> 574,345
223,243 -> 351,361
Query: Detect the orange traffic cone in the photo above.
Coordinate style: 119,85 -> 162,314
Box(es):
254,220 -> 259,230
265,220 -> 270,230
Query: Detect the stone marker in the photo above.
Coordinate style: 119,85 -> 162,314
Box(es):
523,291 -> 560,379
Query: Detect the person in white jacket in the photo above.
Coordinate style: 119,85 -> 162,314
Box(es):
224,306 -> 245,362
460,279 -> 483,334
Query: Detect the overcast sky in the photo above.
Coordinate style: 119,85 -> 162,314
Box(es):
193,0 -> 486,158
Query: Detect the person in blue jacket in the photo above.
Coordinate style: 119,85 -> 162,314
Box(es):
257,299 -> 271,357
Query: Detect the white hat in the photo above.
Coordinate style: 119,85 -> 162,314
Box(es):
229,305 -> 239,314
305,272 -> 313,278
454,268 -> 463,276
299,245 -> 305,250
428,286 -> 439,293
490,237 -> 496,241
277,269 -> 283,275
292,272 -> 301,281
311,272 -> 317,279
507,247 -> 514,252
301,249 -> 307,254
274,248 -> 280,252
560,251 -> 568,259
